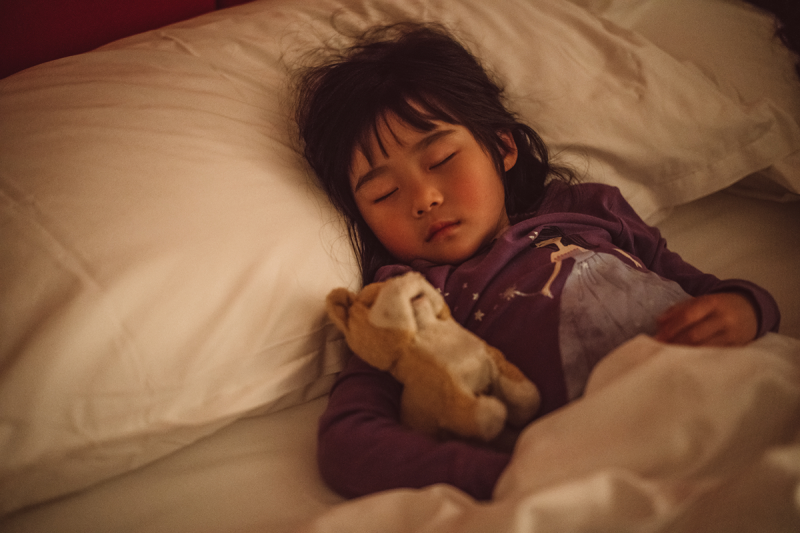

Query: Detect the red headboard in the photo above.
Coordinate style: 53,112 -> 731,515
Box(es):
0,0 -> 251,79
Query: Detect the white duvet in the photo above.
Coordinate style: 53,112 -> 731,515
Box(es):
300,334 -> 800,532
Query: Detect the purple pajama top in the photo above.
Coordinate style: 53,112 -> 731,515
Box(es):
317,182 -> 780,501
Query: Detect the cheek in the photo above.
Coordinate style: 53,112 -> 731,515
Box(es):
374,227 -> 418,262
358,199 -> 393,235
458,184 -> 492,207
360,208 -> 414,254
454,172 -> 505,211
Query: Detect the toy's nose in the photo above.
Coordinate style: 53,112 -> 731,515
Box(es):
410,292 -> 428,313
411,292 -> 438,328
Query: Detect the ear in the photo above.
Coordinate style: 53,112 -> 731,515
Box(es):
498,130 -> 518,172
326,288 -> 356,334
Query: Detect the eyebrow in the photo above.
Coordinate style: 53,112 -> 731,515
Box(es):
353,128 -> 456,192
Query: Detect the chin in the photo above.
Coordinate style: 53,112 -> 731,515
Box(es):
428,245 -> 483,265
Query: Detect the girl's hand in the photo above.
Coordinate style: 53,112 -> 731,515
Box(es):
654,293 -> 758,347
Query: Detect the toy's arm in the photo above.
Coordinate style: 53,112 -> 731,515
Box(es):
317,355 -> 511,500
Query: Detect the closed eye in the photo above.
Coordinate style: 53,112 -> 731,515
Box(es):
431,152 -> 456,169
373,188 -> 397,204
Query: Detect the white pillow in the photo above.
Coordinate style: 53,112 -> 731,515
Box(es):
568,0 -> 800,199
1,0 -> 798,514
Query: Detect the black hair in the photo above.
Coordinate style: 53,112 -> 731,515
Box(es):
295,22 -> 574,283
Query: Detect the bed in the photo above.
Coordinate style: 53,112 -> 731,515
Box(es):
1,0 -> 799,531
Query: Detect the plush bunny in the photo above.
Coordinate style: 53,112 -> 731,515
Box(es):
326,271 -> 541,441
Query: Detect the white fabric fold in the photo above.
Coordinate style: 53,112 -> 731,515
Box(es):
300,334 -> 800,533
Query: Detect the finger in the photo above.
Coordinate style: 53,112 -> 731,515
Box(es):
655,299 -> 712,342
654,304 -> 691,341
657,297 -> 709,326
664,315 -> 727,346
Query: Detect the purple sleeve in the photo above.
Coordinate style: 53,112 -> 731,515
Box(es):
584,185 -> 780,336
317,355 -> 511,500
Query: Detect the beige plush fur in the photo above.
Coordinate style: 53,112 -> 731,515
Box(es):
326,271 -> 541,441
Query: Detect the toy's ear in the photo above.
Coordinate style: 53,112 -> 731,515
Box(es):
326,288 -> 356,334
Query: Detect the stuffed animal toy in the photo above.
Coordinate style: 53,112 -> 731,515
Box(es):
326,271 -> 541,442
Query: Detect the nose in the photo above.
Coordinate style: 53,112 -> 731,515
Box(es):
412,181 -> 443,217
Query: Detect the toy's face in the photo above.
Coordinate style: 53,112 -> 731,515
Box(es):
367,272 -> 446,333
366,272 -> 492,389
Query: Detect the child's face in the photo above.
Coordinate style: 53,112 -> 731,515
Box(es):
350,114 -> 517,265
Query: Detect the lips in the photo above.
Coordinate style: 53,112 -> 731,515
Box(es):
426,220 -> 460,242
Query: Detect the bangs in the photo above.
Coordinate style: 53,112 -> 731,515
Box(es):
354,95 -> 459,167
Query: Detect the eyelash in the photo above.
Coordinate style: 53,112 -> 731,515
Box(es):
373,188 -> 397,204
431,152 -> 456,169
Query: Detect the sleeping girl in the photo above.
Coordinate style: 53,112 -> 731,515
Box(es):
294,23 -> 781,501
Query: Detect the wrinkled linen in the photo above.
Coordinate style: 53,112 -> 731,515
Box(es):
300,333 -> 800,533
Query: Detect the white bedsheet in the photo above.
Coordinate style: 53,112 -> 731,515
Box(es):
300,333 -> 800,533
0,397 -> 341,533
